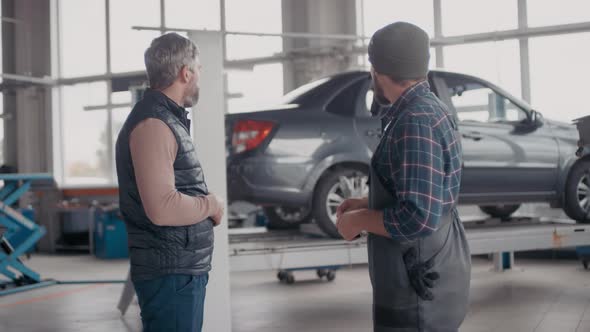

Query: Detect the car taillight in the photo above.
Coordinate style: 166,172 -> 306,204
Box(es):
232,120 -> 275,153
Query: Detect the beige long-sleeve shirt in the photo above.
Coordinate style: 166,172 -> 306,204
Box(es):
129,118 -> 218,227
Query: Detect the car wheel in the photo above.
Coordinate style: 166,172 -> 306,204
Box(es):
479,205 -> 521,220
313,168 -> 369,238
263,206 -> 310,230
564,159 -> 590,223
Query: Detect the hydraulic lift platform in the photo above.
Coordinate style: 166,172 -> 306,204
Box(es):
228,216 -> 590,274
0,173 -> 55,296
117,215 -> 590,314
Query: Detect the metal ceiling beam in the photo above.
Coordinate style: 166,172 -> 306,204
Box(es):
225,45 -> 368,69
136,21 -> 590,46
0,70 -> 148,87
57,70 -> 146,85
431,21 -> 590,46
133,25 -> 370,41
83,103 -> 132,111
0,73 -> 55,85
135,21 -> 590,69
0,16 -> 23,24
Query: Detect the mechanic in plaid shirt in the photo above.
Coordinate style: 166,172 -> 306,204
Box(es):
373,80 -> 462,240
334,43 -> 463,248
336,22 -> 470,331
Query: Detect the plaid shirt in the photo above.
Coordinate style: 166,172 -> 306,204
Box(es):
372,81 -> 462,241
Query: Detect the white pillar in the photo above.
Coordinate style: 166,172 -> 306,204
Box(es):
188,30 -> 232,332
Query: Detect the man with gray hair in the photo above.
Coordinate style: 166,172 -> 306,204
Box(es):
115,32 -> 224,332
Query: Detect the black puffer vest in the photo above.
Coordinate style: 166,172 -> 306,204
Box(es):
115,89 -> 214,282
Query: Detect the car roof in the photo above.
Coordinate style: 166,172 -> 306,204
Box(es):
327,69 -> 532,112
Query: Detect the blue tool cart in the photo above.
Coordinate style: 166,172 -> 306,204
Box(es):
0,173 -> 56,296
93,206 -> 128,259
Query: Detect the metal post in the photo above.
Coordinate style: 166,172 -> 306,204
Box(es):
433,0 -> 444,68
357,0 -> 367,68
160,0 -> 165,35
220,0 -> 228,113
105,0 -> 114,184
52,0 -> 66,184
105,0 -> 111,74
518,0 -> 532,103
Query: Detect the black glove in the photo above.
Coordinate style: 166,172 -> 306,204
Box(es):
403,247 -> 440,301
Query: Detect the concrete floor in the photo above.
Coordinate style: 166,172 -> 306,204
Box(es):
1,254 -> 590,332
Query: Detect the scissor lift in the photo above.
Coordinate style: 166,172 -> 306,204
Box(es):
228,216 -> 590,275
116,215 -> 590,315
0,173 -> 55,296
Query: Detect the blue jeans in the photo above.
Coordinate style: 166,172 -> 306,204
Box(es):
133,274 -> 209,332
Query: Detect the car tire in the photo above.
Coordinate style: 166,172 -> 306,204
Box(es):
563,159 -> 590,223
479,205 -> 521,220
263,206 -> 310,230
313,168 -> 368,239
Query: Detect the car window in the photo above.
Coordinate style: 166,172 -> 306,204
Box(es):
278,78 -> 330,105
365,89 -> 374,114
359,85 -> 390,118
447,78 -> 528,124
326,79 -> 365,117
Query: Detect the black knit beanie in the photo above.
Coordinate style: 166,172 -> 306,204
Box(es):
368,22 -> 430,80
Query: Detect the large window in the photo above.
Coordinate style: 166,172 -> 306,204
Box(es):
54,0 -> 231,186
528,0 -> 590,27
225,0 -> 284,113
359,1 -> 436,70
53,0 -> 590,186
227,63 -> 284,112
441,0 -> 517,36
61,82 -> 109,186
361,0 -> 434,37
530,33 -> 590,122
165,0 -> 220,30
111,106 -> 132,182
109,0 -> 160,73
58,0 -> 107,77
444,40 -> 521,99
225,0 -> 283,61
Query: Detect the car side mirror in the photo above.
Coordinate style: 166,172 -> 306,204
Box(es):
530,110 -> 544,128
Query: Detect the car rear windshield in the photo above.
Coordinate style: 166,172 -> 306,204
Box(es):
277,78 -> 331,105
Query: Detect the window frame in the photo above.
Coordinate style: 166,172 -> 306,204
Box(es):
435,72 -> 533,127
324,75 -> 369,118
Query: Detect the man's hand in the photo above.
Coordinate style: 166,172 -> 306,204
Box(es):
336,197 -> 368,219
336,210 -> 364,241
209,194 -> 225,226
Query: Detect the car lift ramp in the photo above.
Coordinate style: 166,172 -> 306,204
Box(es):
117,216 -> 590,315
0,173 -> 55,296
228,217 -> 590,273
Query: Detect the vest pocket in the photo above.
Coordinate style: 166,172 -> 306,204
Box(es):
185,220 -> 214,250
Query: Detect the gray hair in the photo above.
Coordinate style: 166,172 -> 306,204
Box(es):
144,33 -> 199,89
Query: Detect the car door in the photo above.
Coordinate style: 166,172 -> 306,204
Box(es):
353,78 -> 382,153
435,72 -> 559,204
355,75 -> 444,155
